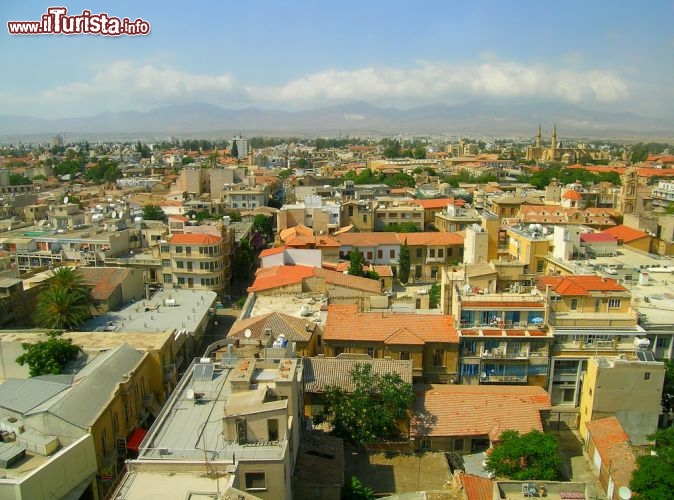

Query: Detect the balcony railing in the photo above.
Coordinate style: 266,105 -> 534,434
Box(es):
481,374 -> 528,383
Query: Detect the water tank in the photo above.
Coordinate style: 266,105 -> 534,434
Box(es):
639,272 -> 649,285
164,298 -> 177,307
633,337 -> 651,350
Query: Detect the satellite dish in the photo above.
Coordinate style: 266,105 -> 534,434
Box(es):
244,329 -> 252,338
111,210 -> 117,219
63,196 -> 69,204
186,388 -> 195,400
618,487 -> 632,499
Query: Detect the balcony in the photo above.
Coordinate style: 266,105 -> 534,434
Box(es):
481,374 -> 528,383
480,348 -> 530,359
425,256 -> 445,263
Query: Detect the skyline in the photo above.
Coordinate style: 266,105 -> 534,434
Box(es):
1,1 -> 674,120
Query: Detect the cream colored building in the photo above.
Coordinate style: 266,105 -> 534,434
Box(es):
579,356 -> 664,445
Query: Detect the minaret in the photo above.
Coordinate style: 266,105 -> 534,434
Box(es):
535,124 -> 542,149
551,124 -> 558,159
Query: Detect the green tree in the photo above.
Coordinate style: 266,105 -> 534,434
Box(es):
16,330 -> 81,377
142,204 -> 166,221
342,475 -> 375,500
384,222 -> 419,233
348,247 -> 364,277
9,173 -> 31,185
314,363 -> 414,446
399,239 -> 411,284
33,267 -> 94,330
429,283 -> 441,308
232,238 -> 254,283
630,427 -> 674,499
181,156 -> 195,165
484,429 -> 561,481
662,360 -> 674,414
252,214 -> 274,242
231,140 -> 239,158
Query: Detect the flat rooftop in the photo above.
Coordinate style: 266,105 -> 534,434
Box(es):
112,470 -> 238,500
80,289 -> 216,334
0,223 -> 125,242
248,293 -> 324,323
138,357 -> 298,464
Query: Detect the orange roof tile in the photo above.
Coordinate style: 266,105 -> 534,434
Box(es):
259,246 -> 286,257
227,312 -> 315,343
457,473 -> 493,500
586,417 -> 636,491
602,224 -> 650,243
324,304 -> 458,344
401,232 -> 464,246
537,275 -> 627,296
168,215 -> 189,222
411,384 -> 550,439
169,233 -> 221,245
335,232 -> 401,247
412,198 -> 456,209
248,265 -> 382,294
562,190 -> 583,200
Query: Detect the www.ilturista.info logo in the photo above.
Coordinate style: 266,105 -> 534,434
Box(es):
7,7 -> 150,36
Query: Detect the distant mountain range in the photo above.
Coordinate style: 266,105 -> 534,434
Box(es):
1,101 -> 672,140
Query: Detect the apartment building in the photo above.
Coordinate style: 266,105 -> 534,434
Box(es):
339,199 -> 375,231
405,232 -> 465,282
373,200 -> 424,231
116,356 -> 303,499
434,205 -> 482,232
453,285 -> 552,387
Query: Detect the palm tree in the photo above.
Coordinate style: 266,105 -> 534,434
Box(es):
33,267 -> 93,330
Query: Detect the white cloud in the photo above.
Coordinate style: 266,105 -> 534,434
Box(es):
247,61 -> 630,106
3,59 -> 631,117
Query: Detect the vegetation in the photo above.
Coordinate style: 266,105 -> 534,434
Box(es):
16,330 -> 81,377
429,283 -> 441,308
518,165 -> 621,189
252,214 -> 274,243
383,222 -> 420,233
222,209 -> 242,222
398,239 -> 410,284
181,156 -> 195,165
8,173 -> 31,185
630,142 -> 673,163
135,140 -> 151,159
232,238 -> 254,283
442,170 -> 499,187
231,140 -> 239,159
347,248 -> 365,277
661,360 -> 674,415
380,139 -> 426,159
33,267 -> 94,330
484,429 -> 561,480
630,427 -> 674,499
343,168 -> 415,188
142,204 -> 167,221
341,475 -> 375,500
84,158 -> 121,183
314,364 -> 414,446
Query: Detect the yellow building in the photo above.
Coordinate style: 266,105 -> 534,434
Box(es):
506,225 -> 552,275
579,356 -> 664,445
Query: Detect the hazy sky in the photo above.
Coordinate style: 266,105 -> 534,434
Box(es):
1,0 -> 674,119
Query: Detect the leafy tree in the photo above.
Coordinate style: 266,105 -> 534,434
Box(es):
348,248 -> 364,277
222,209 -> 242,222
429,283 -> 441,308
9,173 -> 31,185
412,145 -> 426,159
630,427 -> 674,499
661,360 -> 674,414
231,140 -> 239,159
32,174 -> 48,181
142,204 -> 166,221
232,238 -> 254,283
341,475 -> 375,500
314,363 -> 414,446
181,156 -> 195,165
484,429 -> 561,481
135,140 -> 151,159
84,158 -> 121,183
33,267 -> 94,330
384,222 -> 420,233
252,214 -> 274,242
16,330 -> 81,377
381,139 -> 402,158
208,151 -> 219,168
399,239 -> 410,284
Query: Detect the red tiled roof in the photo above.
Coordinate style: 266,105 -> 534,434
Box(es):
227,312 -> 316,343
602,224 -> 650,243
412,198 -> 456,209
402,232 -> 464,246
169,233 -> 221,245
457,473 -> 493,500
562,190 -> 583,200
411,384 -> 551,439
248,265 -> 382,294
259,246 -> 286,257
580,232 -> 618,243
586,417 -> 636,491
79,267 -> 132,301
324,304 -> 458,343
336,232 -> 401,247
537,275 -> 627,296
168,215 -> 189,222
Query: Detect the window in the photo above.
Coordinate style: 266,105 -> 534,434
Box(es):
420,438 -> 431,450
438,249 -> 444,258
570,298 -> 578,311
657,338 -> 669,348
433,349 -> 444,367
400,351 -> 410,360
160,245 -> 169,253
185,247 -> 191,255
536,260 -> 544,273
377,250 -> 383,259
267,419 -> 279,441
175,246 -> 183,253
163,274 -> 172,284
176,261 -> 184,269
454,438 -> 464,452
429,249 -> 435,258
416,248 -> 422,258
390,249 -> 395,258
608,299 -> 621,309
366,347 -> 376,358
362,214 -> 367,223
644,372 -> 651,380
162,259 -> 171,267
177,277 -> 185,285
348,206 -> 353,217
245,472 -> 267,491
101,429 -> 109,457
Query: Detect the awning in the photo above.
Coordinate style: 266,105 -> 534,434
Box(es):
126,427 -> 148,452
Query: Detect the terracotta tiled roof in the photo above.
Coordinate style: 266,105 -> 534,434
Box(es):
456,473 -> 493,500
402,232 -> 464,246
168,215 -> 189,222
321,261 -> 350,273
169,233 -> 222,245
79,267 -> 131,301
259,246 -> 286,257
227,312 -> 316,343
586,417 -> 636,492
324,304 -> 458,343
412,198 -> 456,209
537,275 -> 627,296
303,357 -> 413,393
580,232 -> 618,243
411,384 -> 550,439
562,190 -> 583,200
602,224 -> 650,243
248,265 -> 382,294
336,232 -> 401,247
